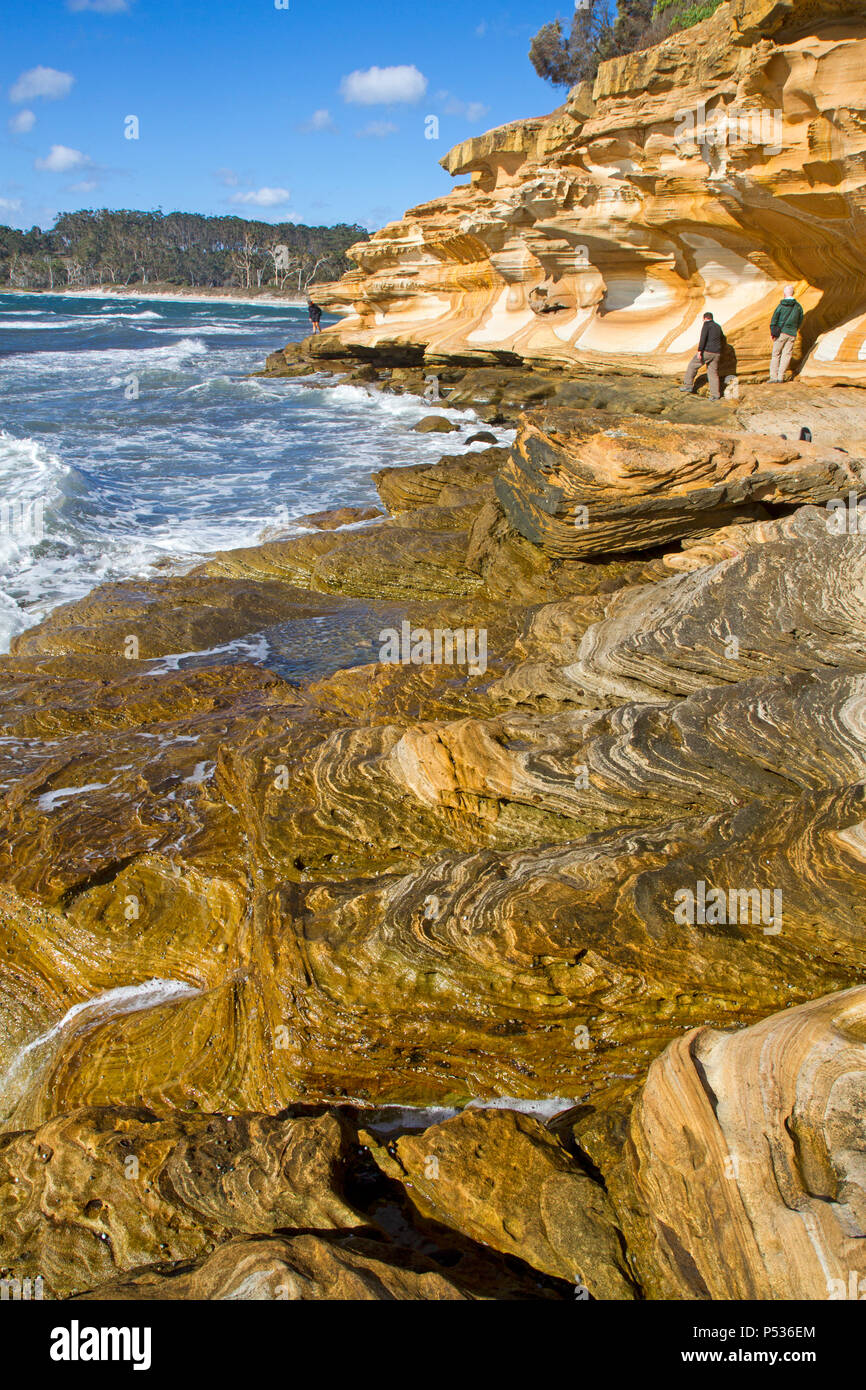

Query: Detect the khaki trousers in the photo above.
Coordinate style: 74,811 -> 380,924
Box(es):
684,351 -> 721,399
770,332 -> 796,382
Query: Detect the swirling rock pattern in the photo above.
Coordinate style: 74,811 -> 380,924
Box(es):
3,470 -> 866,1129
557,521 -> 866,706
609,987 -> 866,1300
5,776 -> 866,1126
0,1107 -> 362,1298
75,1234 -> 476,1301
4,309 -> 866,1293
497,408 -> 866,558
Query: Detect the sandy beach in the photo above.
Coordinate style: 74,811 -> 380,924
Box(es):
2,286 -> 311,309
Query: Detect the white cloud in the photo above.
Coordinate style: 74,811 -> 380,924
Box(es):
229,187 -> 291,207
67,179 -> 99,193
437,93 -> 490,122
0,197 -> 23,214
8,110 -> 36,134
476,21 -> 488,37
34,145 -> 90,173
340,65 -> 427,106
216,167 -> 240,187
301,108 -> 337,133
68,0 -> 132,9
356,121 -> 399,139
10,67 -> 75,103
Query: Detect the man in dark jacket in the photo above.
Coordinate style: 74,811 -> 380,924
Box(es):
681,312 -> 723,400
769,284 -> 803,382
308,300 -> 322,334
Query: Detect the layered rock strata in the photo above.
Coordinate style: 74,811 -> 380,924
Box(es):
306,0 -> 866,384
5,4 -> 866,1297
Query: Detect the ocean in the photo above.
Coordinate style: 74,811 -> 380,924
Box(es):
0,293 -> 500,656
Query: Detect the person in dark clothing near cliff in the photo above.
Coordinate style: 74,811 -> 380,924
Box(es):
769,284 -> 804,383
681,312 -> 724,400
308,300 -> 322,334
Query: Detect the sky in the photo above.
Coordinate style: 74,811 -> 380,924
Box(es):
0,0 -> 569,233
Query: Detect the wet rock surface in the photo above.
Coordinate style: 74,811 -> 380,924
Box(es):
5,1 -> 866,1296
2,388 -> 866,1300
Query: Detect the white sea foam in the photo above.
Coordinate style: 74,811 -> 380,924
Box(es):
146,634 -> 272,674
95,309 -> 164,320
327,381 -> 478,426
37,782 -> 110,811
0,309 -> 166,326
0,298 -> 510,661
0,978 -> 201,1113
0,431 -> 75,647
8,336 -> 208,372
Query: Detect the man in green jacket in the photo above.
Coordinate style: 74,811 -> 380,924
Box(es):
769,285 -> 804,383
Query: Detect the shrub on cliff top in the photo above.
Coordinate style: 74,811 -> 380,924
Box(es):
530,0 -> 724,88
654,0 -> 724,25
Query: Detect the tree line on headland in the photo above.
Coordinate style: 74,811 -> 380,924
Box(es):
0,210 -> 369,293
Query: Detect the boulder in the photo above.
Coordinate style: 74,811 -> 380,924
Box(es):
364,1107 -> 636,1298
0,1107 -> 362,1298
496,408 -> 866,559
411,415 -> 459,434
611,988 -> 866,1300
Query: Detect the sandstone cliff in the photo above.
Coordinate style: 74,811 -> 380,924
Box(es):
314,0 -> 866,384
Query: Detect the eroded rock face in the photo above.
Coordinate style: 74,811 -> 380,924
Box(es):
0,1107 -> 362,1299
497,409 -> 866,558
75,1234 -> 476,1302
533,518 -> 866,707
363,1107 -> 636,1299
311,0 -> 866,384
0,1102 -> 591,1300
611,987 -> 866,1301
5,775 -> 865,1126
3,369 -> 866,1297
2,442 -> 866,1129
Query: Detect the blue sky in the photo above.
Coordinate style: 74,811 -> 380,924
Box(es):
1,0 -> 567,232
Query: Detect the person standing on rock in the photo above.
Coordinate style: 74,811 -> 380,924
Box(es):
681,312 -> 723,400
769,285 -> 804,383
308,300 -> 322,334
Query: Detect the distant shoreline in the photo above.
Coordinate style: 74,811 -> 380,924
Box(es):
2,286 -> 312,309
